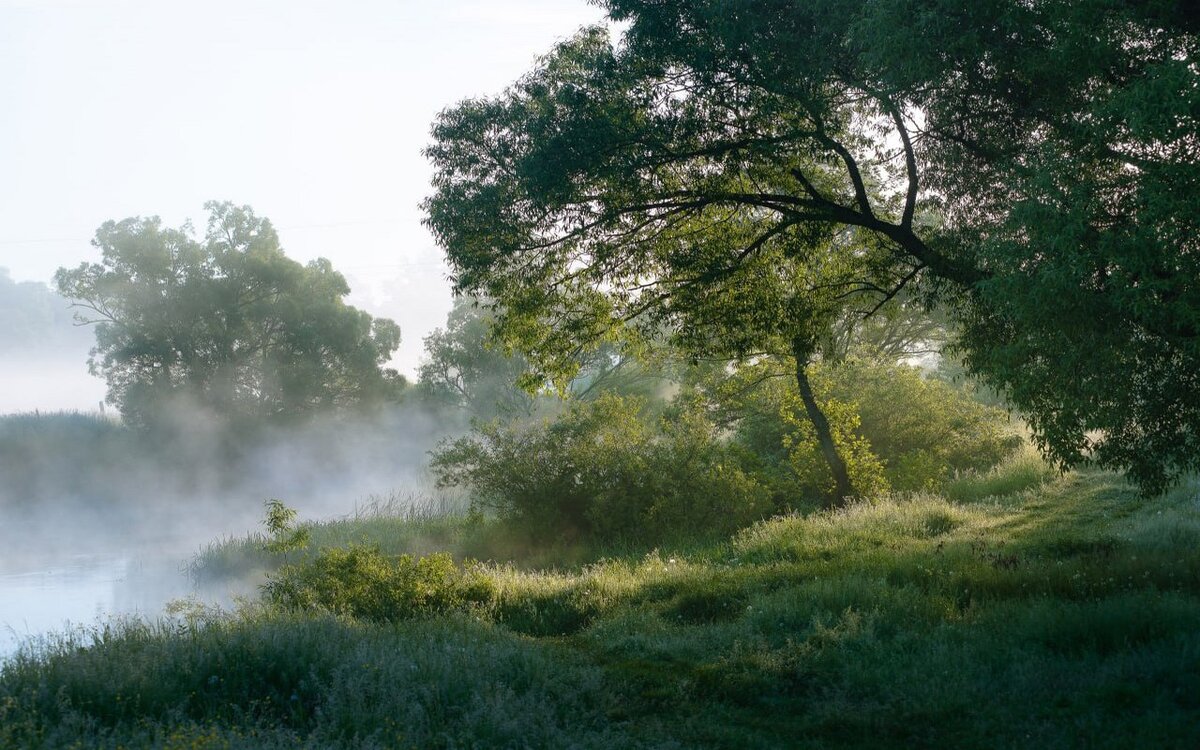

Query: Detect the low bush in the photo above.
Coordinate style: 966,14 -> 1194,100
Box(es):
726,357 -> 1023,503
262,546 -> 494,622
430,394 -> 773,544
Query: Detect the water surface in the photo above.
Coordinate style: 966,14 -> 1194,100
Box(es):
0,549 -> 234,660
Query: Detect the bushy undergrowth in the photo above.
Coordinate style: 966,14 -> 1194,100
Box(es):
0,411 -> 129,505
6,471 -> 1199,748
189,491 -> 476,581
431,394 -> 773,544
725,358 -> 1023,502
263,547 -> 494,621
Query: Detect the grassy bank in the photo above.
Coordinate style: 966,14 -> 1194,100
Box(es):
188,491 -> 478,581
3,467 -> 1199,748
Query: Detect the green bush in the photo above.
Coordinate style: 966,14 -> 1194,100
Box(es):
827,358 -> 1022,487
430,394 -> 773,544
262,499 -> 311,554
779,389 -> 891,501
0,411 -> 130,506
729,358 -> 1022,502
262,546 -> 494,622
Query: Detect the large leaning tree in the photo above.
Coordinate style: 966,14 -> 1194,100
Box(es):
55,202 -> 403,426
425,0 -> 1200,496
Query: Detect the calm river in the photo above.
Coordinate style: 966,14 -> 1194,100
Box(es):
0,549 -> 238,660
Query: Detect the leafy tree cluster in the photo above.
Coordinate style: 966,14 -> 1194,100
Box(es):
716,357 -> 1022,504
416,295 -> 676,423
425,0 -> 1200,494
55,202 -> 403,426
264,546 -> 493,622
431,394 -> 772,543
416,296 -> 540,420
429,353 -> 1020,541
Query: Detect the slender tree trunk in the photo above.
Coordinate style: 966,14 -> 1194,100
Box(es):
792,336 -> 855,506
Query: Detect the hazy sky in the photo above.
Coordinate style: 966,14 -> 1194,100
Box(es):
0,0 -> 605,376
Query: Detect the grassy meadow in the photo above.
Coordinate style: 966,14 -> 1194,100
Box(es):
3,456 -> 1198,749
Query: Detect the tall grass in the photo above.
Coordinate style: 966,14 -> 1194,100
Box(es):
5,470 -> 1200,748
188,490 -> 473,581
944,443 -> 1058,502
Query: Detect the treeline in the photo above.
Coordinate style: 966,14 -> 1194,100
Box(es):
3,196 -> 1036,560
421,296 -> 1022,546
3,198 -> 1020,556
0,267 -> 91,355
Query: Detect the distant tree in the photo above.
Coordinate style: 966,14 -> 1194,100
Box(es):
54,202 -> 403,426
418,295 -> 675,422
417,296 -> 537,420
425,1 -> 1200,494
0,268 -> 90,353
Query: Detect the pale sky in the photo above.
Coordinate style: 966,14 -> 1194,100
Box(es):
0,0 -> 606,377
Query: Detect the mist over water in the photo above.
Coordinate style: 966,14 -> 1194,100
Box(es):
0,268 -> 469,659
0,551 -> 248,660
0,387 -> 462,659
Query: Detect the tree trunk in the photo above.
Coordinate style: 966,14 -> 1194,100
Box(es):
792,337 -> 855,506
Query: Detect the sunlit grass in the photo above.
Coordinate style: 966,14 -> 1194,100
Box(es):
943,443 -> 1058,503
188,490 -> 474,581
5,470 -> 1200,748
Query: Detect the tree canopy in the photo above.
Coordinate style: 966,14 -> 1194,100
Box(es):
417,296 -> 538,419
55,202 -> 403,425
417,294 -> 680,423
425,0 -> 1199,494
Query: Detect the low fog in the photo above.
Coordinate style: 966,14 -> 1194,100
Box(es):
0,269 -> 469,655
0,404 -> 462,563
0,268 -> 462,558
0,269 -> 103,414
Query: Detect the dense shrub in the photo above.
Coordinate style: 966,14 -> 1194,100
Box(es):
827,359 -> 1022,487
728,358 -> 1022,502
0,411 -> 130,504
262,547 -> 494,622
430,394 -> 772,544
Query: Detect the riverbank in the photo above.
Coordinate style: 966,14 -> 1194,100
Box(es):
2,469 -> 1198,748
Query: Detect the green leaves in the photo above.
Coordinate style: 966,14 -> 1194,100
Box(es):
425,0 -> 1200,493
263,547 -> 493,622
54,202 -> 404,426
429,394 -> 773,544
263,499 -> 311,555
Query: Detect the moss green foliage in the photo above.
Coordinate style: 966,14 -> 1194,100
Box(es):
944,445 -> 1060,503
829,359 -> 1021,485
0,412 -> 128,506
54,201 -> 403,426
430,394 -> 773,544
0,616 -> 633,749
416,295 -> 541,420
725,358 -> 1021,503
5,470 -> 1200,748
189,492 -> 478,581
424,0 -> 1200,495
263,547 -> 493,621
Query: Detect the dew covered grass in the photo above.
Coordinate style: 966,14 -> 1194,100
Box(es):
4,469 -> 1199,748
